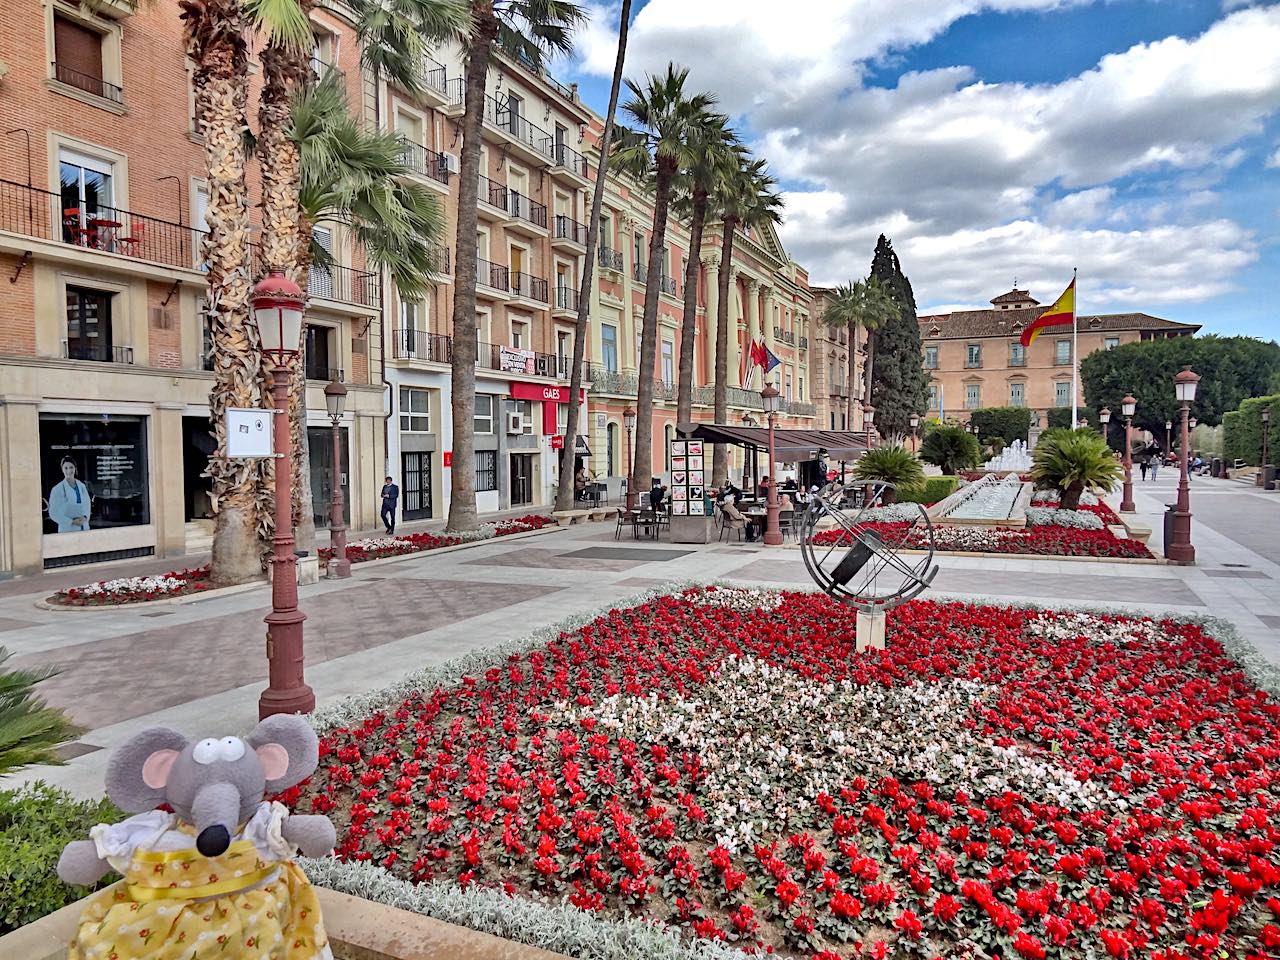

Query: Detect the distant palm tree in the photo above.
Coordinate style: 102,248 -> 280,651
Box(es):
821,276 -> 900,429
672,117 -> 738,426
614,64 -> 722,496
446,0 -> 584,534
709,155 -> 782,486
554,0 -> 633,512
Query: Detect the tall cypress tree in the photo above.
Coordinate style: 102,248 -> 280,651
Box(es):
868,234 -> 930,438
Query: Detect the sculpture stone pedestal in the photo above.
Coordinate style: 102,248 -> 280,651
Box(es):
670,515 -> 714,544
856,609 -> 886,651
1028,426 -> 1042,452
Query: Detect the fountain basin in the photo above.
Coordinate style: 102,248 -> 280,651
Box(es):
926,473 -> 1034,528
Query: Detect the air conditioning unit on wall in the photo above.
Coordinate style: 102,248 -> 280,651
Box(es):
442,152 -> 460,174
506,411 -> 523,434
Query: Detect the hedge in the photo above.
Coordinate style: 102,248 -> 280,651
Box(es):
899,476 -> 959,505
1045,406 -> 1098,431
969,407 -> 1032,445
1222,394 -> 1280,466
0,783 -> 121,933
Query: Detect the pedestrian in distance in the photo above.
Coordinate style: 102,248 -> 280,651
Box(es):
1139,455 -> 1150,482
380,476 -> 399,535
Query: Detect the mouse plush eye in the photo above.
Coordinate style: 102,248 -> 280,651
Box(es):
218,737 -> 245,762
192,739 -> 220,764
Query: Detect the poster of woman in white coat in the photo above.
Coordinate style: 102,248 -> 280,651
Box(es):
47,456 -> 91,532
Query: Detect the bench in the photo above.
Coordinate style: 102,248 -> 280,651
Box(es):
1116,520 -> 1152,544
550,509 -> 592,526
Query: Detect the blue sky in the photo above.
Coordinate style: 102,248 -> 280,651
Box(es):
559,1 -> 1280,338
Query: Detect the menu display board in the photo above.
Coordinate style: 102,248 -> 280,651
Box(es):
668,440 -> 706,516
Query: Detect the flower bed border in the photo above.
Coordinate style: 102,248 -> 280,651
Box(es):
301,582 -> 1274,960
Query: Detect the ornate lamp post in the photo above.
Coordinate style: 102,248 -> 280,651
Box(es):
909,413 -> 920,453
761,383 -> 783,546
1098,406 -> 1111,449
1167,366 -> 1200,563
863,404 -> 875,451
1261,406 -> 1272,488
324,377 -> 350,579
1165,419 -> 1172,454
622,405 -> 636,511
252,273 -> 314,719
1120,394 -> 1137,513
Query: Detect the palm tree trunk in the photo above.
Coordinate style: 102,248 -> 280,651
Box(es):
555,0 -> 630,513
864,329 -> 876,408
846,323 -> 857,431
675,188 -> 706,426
711,219 -> 737,487
632,161 -> 674,496
185,0 -> 262,585
445,14 -> 496,533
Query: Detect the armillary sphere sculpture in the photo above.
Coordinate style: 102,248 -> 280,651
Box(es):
799,481 -> 938,619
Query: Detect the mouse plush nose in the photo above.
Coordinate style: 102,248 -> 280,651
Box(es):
196,824 -> 231,857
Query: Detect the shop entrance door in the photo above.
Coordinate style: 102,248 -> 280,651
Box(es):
308,426 -> 349,530
510,453 -> 534,507
401,451 -> 432,519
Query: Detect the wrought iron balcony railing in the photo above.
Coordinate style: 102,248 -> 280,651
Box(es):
478,174 -> 508,210
62,340 -> 133,364
477,258 -> 510,292
392,329 -> 452,363
507,191 -> 547,228
510,271 -> 549,302
555,286 -> 578,312
397,137 -> 451,185
598,246 -> 623,271
53,62 -> 123,103
553,214 -> 587,244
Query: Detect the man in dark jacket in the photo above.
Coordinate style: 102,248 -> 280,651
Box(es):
380,476 -> 399,534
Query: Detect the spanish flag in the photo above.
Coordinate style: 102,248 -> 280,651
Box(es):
1019,279 -> 1075,347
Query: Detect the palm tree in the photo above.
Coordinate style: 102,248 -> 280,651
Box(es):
613,64 -> 721,498
852,445 -> 924,504
446,0 -> 585,534
920,424 -> 981,476
672,118 -> 738,427
1031,428 -> 1122,509
820,276 -> 899,430
179,0 -> 262,585
0,648 -> 81,775
709,156 -> 782,487
554,0 -> 633,512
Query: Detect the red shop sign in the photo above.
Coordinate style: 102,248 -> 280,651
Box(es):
443,451 -> 453,467
551,435 -> 565,450
509,382 -> 585,404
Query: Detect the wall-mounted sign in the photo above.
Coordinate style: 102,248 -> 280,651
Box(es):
226,408 -> 273,458
551,435 -> 565,450
443,451 -> 453,468
500,346 -> 536,374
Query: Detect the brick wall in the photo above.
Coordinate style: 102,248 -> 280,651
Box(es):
0,254 -> 37,357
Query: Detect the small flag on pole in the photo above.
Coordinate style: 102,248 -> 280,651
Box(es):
1019,279 -> 1075,347
763,346 -> 781,374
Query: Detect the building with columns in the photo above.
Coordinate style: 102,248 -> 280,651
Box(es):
808,286 -> 870,435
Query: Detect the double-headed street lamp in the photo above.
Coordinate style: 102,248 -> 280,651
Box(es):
252,272 -> 314,719
1167,366 -> 1200,563
1118,394 -> 1137,512
761,382 -> 783,546
324,377 -> 350,580
622,405 -> 637,511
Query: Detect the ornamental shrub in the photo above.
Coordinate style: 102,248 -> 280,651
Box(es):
1031,428 -> 1122,509
1230,394 -> 1280,466
920,425 -> 981,476
969,407 -> 1033,445
0,647 -> 81,775
1045,406 -> 1097,431
897,476 -> 958,505
0,784 -> 120,933
853,446 -> 925,503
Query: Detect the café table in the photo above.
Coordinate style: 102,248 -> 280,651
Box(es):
86,217 -> 123,251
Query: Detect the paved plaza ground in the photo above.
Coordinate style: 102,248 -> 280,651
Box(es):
2,474 -> 1276,799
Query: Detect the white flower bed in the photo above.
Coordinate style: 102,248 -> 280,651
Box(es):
694,587 -> 784,612
73,575 -> 188,600
1031,488 -> 1099,506
1025,506 -> 1104,530
854,502 -> 926,523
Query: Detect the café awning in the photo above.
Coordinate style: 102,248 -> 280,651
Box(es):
678,423 -> 869,462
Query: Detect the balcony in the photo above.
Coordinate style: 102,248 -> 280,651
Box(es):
52,63 -> 123,104
62,340 -> 133,364
2,177 -> 204,272
430,245 -> 451,277
477,175 -> 508,220
509,271 -> 549,303
546,141 -> 591,182
476,258 -> 510,297
478,341 -> 565,378
598,245 -> 623,272
799,336 -> 808,350
445,86 -> 559,165
414,55 -> 449,101
552,214 -> 587,249
505,191 -> 547,234
656,273 -> 678,297
633,262 -> 647,283
397,137 -> 451,188
306,262 -> 381,310
774,327 -> 796,346
553,285 -> 578,317
309,54 -> 343,81
305,363 -> 344,382
1009,353 -> 1026,367
391,329 -> 452,363
785,400 -> 816,417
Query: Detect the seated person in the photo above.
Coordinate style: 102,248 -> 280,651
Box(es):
574,466 -> 591,500
779,492 -> 795,512
718,480 -> 742,506
649,481 -> 668,511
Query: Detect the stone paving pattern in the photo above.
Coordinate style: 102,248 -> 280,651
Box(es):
0,474 -> 1274,800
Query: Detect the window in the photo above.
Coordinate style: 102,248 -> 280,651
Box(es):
965,383 -> 981,409
785,373 -> 793,402
928,383 -> 939,411
556,330 -> 572,378
304,325 -> 335,380
924,345 -> 938,369
310,226 -> 334,299
59,150 -> 115,246
40,413 -> 149,533
200,302 -> 214,371
399,387 -> 430,432
606,422 -> 617,476
474,394 -> 494,433
193,184 -> 210,269
513,399 -> 534,434
505,92 -> 523,134
399,299 -> 420,332
1009,342 -> 1025,367
475,450 -> 498,492
831,412 -> 836,430
601,324 -> 618,373
557,402 -> 568,436
1009,382 -> 1025,407
966,343 -> 982,368
1104,336 -> 1120,350
1055,339 -> 1071,365
65,285 -> 118,362
661,340 -> 674,386
1055,381 -> 1070,407
53,16 -> 117,103
799,377 -> 805,401
511,320 -> 527,350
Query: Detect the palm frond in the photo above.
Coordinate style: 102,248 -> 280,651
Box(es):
243,0 -> 313,51
0,647 -> 82,776
352,0 -> 470,97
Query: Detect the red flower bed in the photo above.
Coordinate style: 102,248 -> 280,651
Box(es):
51,565 -> 211,606
294,590 -> 1278,956
318,515 -> 555,564
812,521 -> 1153,559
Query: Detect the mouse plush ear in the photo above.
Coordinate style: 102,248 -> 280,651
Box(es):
246,714 -> 318,792
105,728 -> 189,812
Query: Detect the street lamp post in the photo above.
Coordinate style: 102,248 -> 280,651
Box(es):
1167,366 -> 1200,564
761,383 -> 783,546
623,405 -> 636,511
1120,394 -> 1137,513
1261,406 -> 1272,488
252,273 -> 314,719
324,377 -> 350,579
1165,419 -> 1172,454
863,404 -> 875,451
1099,406 -> 1111,451
909,413 -> 920,453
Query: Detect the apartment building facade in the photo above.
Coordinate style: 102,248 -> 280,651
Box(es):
919,288 -> 1200,420
808,286 -> 869,435
0,0 -> 386,576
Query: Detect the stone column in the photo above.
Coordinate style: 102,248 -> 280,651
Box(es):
703,255 -> 720,388
728,271 -> 742,388
154,403 -> 187,559
0,396 -> 43,576
745,278 -> 760,389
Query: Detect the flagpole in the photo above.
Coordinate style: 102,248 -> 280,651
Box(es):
1070,267 -> 1079,430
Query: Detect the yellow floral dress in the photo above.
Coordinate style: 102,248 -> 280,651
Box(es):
69,802 -> 331,960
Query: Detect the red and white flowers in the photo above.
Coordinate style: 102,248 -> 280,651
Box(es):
295,589 -> 1280,957
51,567 -> 211,606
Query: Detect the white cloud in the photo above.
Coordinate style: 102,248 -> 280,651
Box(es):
1267,147 -> 1280,168
572,3 -> 1280,315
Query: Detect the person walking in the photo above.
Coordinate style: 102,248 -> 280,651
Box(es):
1148,446 -> 1160,480
380,476 -> 399,535
1139,454 -> 1150,482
